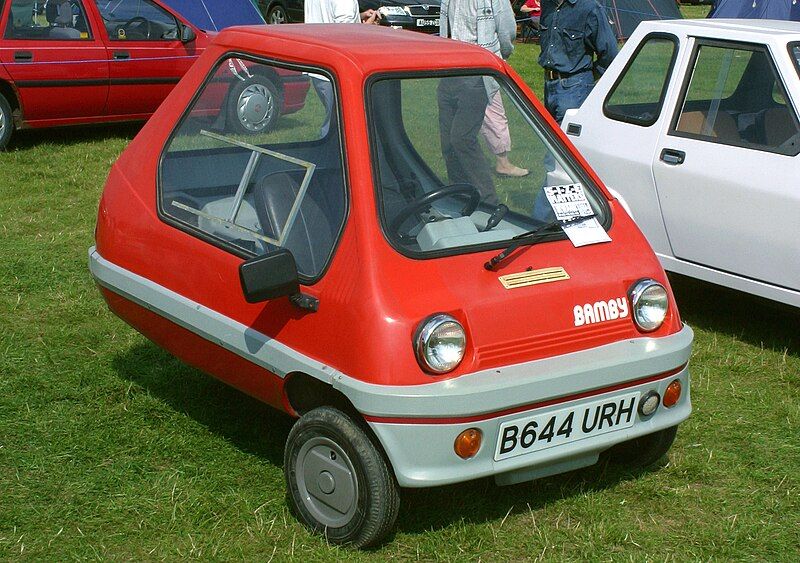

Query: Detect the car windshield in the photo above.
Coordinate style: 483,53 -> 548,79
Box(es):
368,74 -> 608,256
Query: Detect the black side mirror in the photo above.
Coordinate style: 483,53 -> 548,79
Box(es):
180,24 -> 196,43
240,249 -> 300,303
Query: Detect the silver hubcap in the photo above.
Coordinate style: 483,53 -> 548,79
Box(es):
269,10 -> 286,24
236,84 -> 274,132
0,108 -> 5,139
295,437 -> 358,528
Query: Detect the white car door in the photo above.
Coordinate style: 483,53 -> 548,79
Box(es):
651,40 -> 800,291
563,32 -> 685,255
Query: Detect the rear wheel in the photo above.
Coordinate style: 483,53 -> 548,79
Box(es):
284,406 -> 399,548
0,93 -> 13,150
606,425 -> 678,469
267,4 -> 288,24
227,75 -> 281,135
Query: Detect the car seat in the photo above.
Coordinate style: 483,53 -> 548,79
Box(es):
253,172 -> 333,276
48,1 -> 81,39
677,110 -> 740,144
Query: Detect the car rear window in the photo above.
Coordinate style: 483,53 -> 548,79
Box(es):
791,42 -> 800,77
672,41 -> 800,156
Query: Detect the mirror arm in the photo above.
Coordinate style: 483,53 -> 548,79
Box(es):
289,292 -> 319,312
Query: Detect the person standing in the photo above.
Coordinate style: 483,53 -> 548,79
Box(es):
304,0 -> 381,24
538,0 -> 618,124
304,0 -> 380,135
438,0 -> 517,203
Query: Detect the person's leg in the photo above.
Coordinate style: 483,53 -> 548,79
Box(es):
481,91 -> 528,177
438,78 -> 470,186
546,71 -> 594,125
312,78 -> 334,137
449,78 -> 497,204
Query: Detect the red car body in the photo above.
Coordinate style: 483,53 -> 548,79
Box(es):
0,0 -> 307,145
90,24 -> 693,547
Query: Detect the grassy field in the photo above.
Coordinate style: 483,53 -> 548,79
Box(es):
2,11 -> 799,561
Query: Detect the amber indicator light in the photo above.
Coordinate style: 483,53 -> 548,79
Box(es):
663,379 -> 682,408
454,428 -> 483,459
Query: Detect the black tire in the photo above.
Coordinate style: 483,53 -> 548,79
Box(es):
606,425 -> 678,469
284,406 -> 400,548
226,75 -> 281,135
266,4 -> 288,25
0,92 -> 13,151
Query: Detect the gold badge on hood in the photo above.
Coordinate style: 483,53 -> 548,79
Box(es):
498,267 -> 570,289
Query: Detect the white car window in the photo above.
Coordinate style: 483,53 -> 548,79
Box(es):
672,42 -> 800,156
604,34 -> 678,126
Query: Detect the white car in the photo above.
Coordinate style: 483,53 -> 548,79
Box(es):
562,19 -> 800,307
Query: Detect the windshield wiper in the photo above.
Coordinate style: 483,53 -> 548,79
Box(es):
483,215 -> 586,271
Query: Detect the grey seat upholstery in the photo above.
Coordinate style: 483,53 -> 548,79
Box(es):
253,172 -> 333,277
48,1 -> 81,38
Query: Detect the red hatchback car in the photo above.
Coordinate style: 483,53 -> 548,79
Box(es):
90,25 -> 693,547
0,0 -> 308,148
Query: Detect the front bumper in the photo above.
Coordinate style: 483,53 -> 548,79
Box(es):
335,326 -> 693,488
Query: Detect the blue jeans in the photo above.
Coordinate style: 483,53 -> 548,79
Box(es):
543,70 -> 595,124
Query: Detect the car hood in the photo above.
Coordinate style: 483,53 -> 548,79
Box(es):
161,0 -> 266,31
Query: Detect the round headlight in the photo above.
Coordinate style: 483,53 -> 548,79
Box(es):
629,279 -> 669,332
414,314 -> 466,374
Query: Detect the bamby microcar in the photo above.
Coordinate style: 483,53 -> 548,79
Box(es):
90,24 -> 693,547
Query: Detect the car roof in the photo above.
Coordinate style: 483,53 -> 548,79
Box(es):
639,18 -> 800,40
212,24 -> 506,75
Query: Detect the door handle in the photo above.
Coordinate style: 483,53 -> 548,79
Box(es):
660,148 -> 686,165
113,51 -> 130,60
14,51 -> 33,62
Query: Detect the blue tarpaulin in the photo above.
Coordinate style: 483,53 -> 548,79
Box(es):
161,0 -> 266,31
602,0 -> 683,41
709,0 -> 800,21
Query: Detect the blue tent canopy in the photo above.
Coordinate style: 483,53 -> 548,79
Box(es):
161,0 -> 266,31
602,0 -> 683,41
709,0 -> 800,21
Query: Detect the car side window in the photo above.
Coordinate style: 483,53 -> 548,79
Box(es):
791,42 -> 800,77
672,42 -> 800,156
5,0 -> 92,40
603,34 -> 677,126
159,56 -> 346,282
96,0 -> 179,41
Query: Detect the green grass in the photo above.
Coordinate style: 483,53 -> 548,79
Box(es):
1,10 -> 799,559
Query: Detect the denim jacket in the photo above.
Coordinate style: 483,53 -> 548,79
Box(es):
538,0 -> 618,75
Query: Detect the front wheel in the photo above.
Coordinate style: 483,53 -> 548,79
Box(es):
284,406 -> 400,548
0,92 -> 13,150
227,75 -> 281,135
605,425 -> 678,469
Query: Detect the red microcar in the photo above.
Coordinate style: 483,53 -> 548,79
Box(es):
90,24 -> 693,547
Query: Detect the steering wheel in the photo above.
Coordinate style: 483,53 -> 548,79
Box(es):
122,16 -> 152,39
389,183 -> 481,238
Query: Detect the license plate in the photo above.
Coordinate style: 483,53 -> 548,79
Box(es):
494,392 -> 639,461
416,18 -> 439,27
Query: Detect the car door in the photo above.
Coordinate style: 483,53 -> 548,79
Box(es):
95,0 -> 199,117
652,39 -> 800,291
0,0 -> 108,122
563,32 -> 684,256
